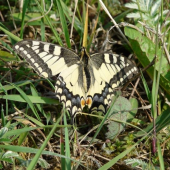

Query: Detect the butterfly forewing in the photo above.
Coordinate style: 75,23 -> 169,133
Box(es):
14,40 -> 80,78
13,40 -> 138,116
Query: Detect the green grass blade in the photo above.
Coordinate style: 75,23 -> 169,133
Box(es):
40,17 -> 45,41
27,114 -> 63,170
55,0 -> 71,48
18,131 -> 28,146
90,94 -> 119,142
0,26 -> 21,42
0,145 -> 74,160
140,71 -> 151,102
0,95 -> 59,104
61,1 -> 83,34
8,82 -> 40,121
0,82 -> 8,119
34,0 -> 63,45
1,104 -> 6,127
40,0 -> 45,41
30,84 -> 47,118
20,0 -> 29,39
3,127 -> 37,138
0,79 -> 55,94
157,139 -> 165,170
0,39 -> 15,53
61,135 -> 65,170
23,114 -> 45,127
64,112 -> 71,170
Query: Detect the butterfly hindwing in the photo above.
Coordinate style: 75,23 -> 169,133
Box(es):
55,64 -> 86,114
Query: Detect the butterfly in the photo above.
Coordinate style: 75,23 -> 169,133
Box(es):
13,40 -> 138,116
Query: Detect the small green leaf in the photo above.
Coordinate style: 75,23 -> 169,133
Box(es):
3,127 -> 37,138
127,98 -> 138,122
1,158 -> 13,164
0,127 -> 8,138
18,132 -> 28,146
2,151 -> 19,159
0,138 -> 11,143
106,96 -> 131,139
0,51 -> 16,62
37,158 -> 50,168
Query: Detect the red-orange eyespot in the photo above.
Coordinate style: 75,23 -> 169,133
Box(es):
86,97 -> 92,108
81,98 -> 86,109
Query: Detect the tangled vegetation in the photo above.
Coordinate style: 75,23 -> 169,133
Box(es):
0,0 -> 170,169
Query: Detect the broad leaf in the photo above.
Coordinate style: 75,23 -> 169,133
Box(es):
105,96 -> 131,139
125,27 -> 170,95
127,98 -> 138,122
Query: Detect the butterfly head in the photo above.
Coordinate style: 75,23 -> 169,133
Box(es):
80,47 -> 90,66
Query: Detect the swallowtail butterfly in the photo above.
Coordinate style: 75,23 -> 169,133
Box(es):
13,40 -> 138,116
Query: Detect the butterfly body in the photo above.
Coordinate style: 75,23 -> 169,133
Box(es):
14,40 -> 138,116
